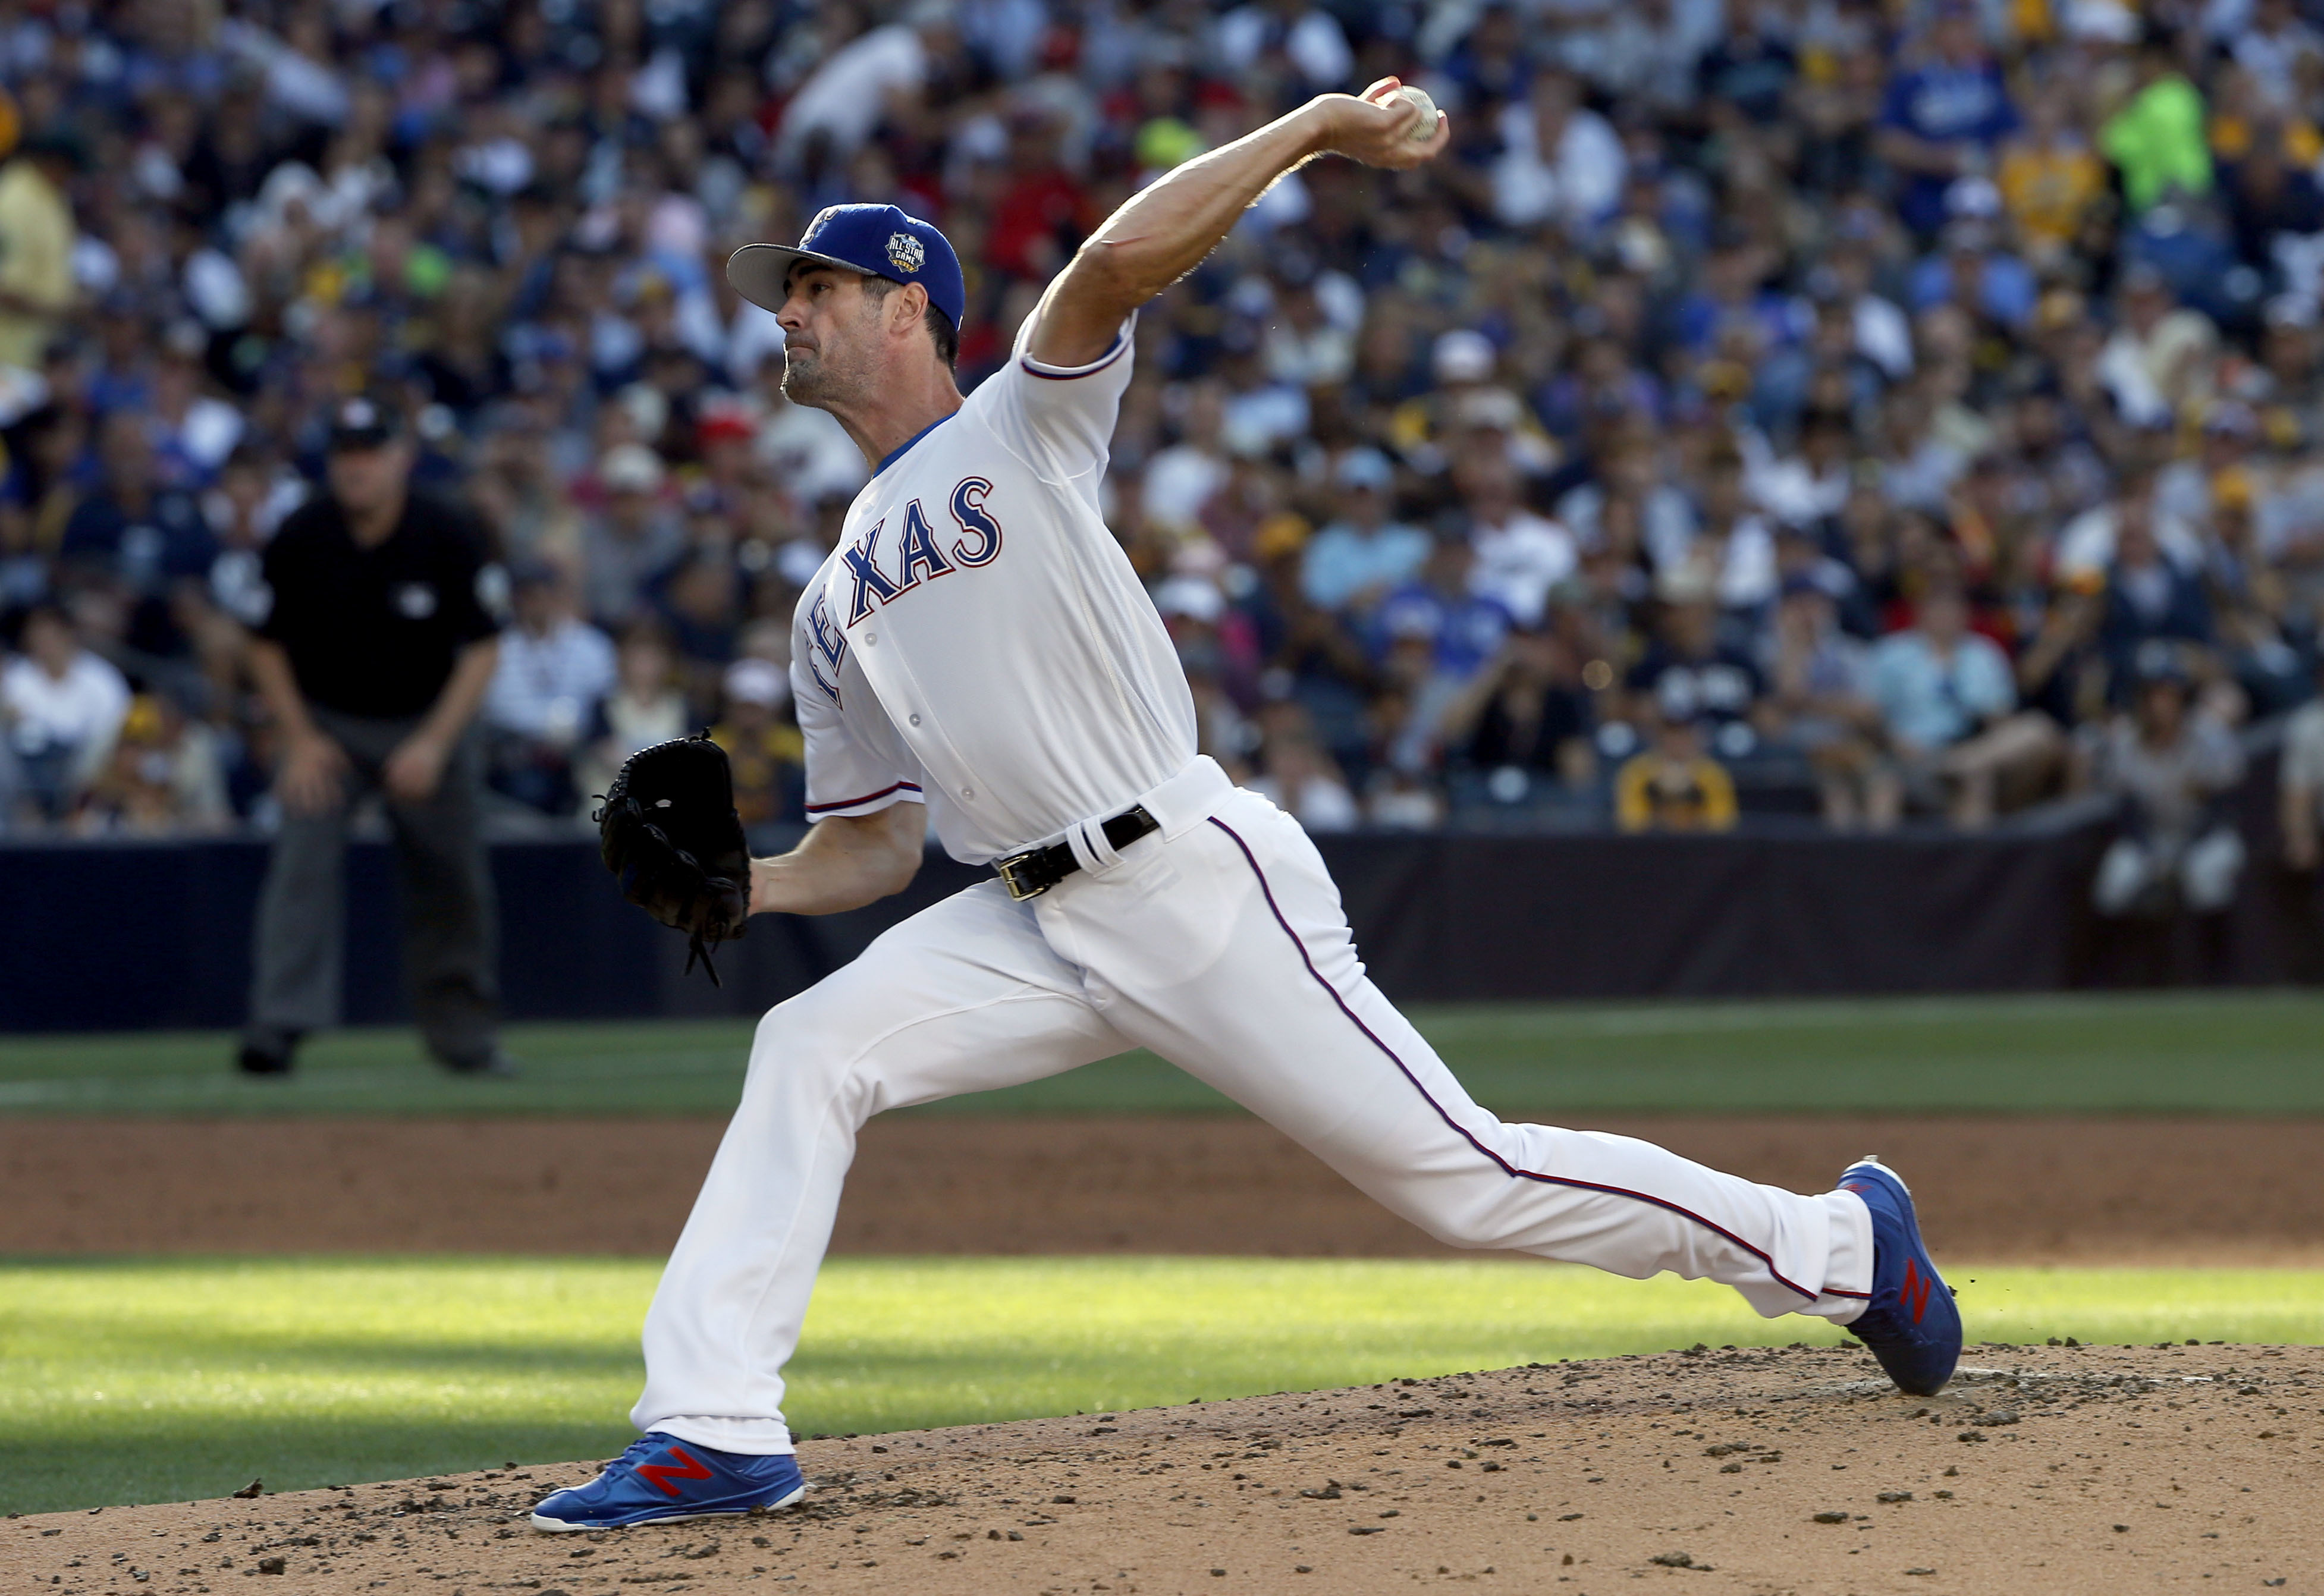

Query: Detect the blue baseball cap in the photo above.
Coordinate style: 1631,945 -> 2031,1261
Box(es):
727,204 -> 966,330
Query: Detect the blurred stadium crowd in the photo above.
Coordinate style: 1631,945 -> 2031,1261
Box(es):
9,0 -> 2324,857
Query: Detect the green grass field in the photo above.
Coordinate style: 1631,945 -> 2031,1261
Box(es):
8,994 -> 2320,1516
6,989 -> 2324,1116
4,1255 -> 2320,1516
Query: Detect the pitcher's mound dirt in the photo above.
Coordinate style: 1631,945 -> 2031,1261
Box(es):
8,1344 -> 2319,1595
4,1114 -> 2323,1264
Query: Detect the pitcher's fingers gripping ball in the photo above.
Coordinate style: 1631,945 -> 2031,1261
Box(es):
1331,75 -> 1452,167
1392,84 -> 1442,141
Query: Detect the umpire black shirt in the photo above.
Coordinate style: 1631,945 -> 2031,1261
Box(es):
256,488 -> 502,719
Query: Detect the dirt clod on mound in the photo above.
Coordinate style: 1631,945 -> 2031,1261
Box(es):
9,1343 -> 2323,1594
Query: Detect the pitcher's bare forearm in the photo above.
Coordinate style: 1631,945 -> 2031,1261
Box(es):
1042,110 -> 1331,335
1027,79 -> 1449,366
748,802 -> 927,916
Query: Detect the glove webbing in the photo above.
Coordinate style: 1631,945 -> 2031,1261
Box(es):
607,794 -> 744,988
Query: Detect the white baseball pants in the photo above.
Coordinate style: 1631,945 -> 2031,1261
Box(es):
635,762 -> 1872,1454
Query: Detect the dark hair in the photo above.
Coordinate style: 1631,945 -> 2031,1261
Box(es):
861,275 -> 959,370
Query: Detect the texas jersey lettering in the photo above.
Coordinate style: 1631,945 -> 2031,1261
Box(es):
836,476 -> 1003,627
803,479 -> 1001,703
788,320 -> 1194,865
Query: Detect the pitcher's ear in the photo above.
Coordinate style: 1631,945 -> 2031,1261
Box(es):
895,281 -> 929,337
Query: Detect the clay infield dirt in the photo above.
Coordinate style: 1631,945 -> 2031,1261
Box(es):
7,1343 -> 2321,1595
2,1114 -> 2321,1264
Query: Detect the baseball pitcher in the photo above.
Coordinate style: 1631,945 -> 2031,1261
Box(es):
533,78 -> 1960,1532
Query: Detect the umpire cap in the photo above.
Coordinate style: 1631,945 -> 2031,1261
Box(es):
326,392 -> 404,451
727,203 -> 966,329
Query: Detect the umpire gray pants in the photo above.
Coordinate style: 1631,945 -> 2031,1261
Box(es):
246,708 -> 499,1064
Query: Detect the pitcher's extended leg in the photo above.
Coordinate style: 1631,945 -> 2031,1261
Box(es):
633,881 -> 1128,1454
1041,794 -> 1871,1321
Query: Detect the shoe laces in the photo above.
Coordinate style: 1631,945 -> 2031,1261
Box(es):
599,1434 -> 676,1483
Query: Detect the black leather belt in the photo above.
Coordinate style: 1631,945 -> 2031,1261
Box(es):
993,805 -> 1159,901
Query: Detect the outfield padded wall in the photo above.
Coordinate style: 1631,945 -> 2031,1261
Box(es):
13,813 -> 2314,1031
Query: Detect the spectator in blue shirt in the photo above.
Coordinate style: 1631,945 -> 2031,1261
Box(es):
1373,535 -> 1515,681
1909,215 -> 2038,330
1302,448 -> 1431,617
1878,5 -> 2018,240
1870,582 -> 2060,825
483,561 -> 617,817
1670,243 -> 1813,361
1370,535 -> 1520,778
1870,584 -> 2015,749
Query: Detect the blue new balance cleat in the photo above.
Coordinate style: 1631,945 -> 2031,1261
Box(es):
529,1432 -> 806,1531
1838,1157 -> 1962,1397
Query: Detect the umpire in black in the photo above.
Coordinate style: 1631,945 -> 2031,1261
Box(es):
238,394 -> 510,1076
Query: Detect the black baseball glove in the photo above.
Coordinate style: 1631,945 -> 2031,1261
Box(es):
595,731 -> 752,985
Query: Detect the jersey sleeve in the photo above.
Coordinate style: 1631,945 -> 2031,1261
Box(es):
974,312 -> 1138,479
789,639 -> 926,821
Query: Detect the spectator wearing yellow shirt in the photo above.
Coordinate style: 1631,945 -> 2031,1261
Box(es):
1998,90 -> 2106,264
1615,712 -> 1739,833
0,131 -> 77,371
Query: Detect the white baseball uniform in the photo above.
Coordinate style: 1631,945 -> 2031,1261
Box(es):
631,320 -> 1873,1455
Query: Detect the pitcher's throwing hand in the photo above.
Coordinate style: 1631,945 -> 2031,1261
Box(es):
1320,77 -> 1452,167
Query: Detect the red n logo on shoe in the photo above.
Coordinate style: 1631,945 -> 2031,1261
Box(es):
1901,1259 -> 1932,1325
637,1447 -> 714,1498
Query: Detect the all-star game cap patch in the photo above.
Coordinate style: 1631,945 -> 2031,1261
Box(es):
726,203 -> 965,329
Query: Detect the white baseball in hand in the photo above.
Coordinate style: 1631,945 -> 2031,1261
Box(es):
1392,84 -> 1441,142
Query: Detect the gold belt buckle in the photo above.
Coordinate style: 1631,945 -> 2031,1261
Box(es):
995,852 -> 1044,901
